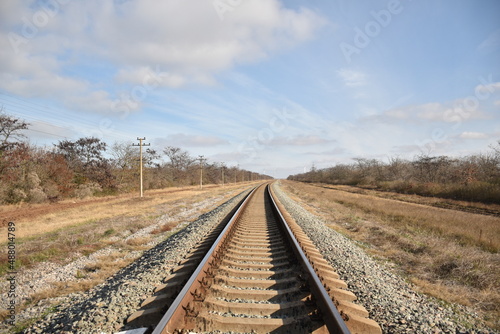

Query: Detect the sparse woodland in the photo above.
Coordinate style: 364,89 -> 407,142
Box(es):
0,110 -> 271,204
288,143 -> 500,204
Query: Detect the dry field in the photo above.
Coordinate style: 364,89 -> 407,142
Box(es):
0,183 -> 257,240
0,182 -> 257,325
280,180 -> 500,329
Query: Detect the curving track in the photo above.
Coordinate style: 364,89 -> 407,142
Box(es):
121,183 -> 381,334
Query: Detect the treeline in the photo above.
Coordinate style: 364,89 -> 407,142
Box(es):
0,110 -> 271,204
288,144 -> 500,204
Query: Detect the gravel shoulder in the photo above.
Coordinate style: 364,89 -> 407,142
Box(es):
272,181 -> 497,334
1,187 -> 252,334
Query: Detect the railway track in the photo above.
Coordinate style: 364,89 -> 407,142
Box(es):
120,183 -> 381,333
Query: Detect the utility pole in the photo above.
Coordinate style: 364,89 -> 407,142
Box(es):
132,137 -> 150,198
198,155 -> 205,189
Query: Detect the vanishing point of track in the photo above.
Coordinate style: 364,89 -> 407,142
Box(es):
123,183 -> 381,333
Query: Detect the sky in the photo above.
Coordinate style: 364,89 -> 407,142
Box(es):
0,0 -> 499,178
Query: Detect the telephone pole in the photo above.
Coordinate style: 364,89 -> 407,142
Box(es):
132,137 -> 150,198
198,155 -> 205,189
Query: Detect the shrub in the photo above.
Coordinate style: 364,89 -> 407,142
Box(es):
26,171 -> 41,188
28,187 -> 47,203
7,188 -> 27,203
43,181 -> 60,199
74,182 -> 102,199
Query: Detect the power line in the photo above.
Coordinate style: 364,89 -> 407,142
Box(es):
0,94 -> 131,143
0,92 -> 91,126
0,98 -> 88,138
25,128 -> 69,139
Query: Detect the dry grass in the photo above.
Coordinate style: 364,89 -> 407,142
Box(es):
3,191 -> 190,239
0,183 -> 255,276
151,222 -> 177,234
281,180 -> 500,329
293,183 -> 499,251
324,184 -> 500,214
122,236 -> 153,251
0,182 -> 257,239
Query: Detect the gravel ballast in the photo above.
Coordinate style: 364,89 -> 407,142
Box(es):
271,181 -> 497,334
2,188 -> 252,334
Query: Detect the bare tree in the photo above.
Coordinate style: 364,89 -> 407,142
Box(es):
55,137 -> 115,188
111,141 -> 139,169
0,108 -> 29,153
163,146 -> 193,170
491,140 -> 500,159
163,146 -> 195,184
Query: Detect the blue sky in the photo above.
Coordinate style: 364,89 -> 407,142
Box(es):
1,0 -> 499,178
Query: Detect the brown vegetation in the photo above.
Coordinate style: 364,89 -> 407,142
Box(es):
0,111 -> 272,205
288,143 -> 500,204
280,180 -> 500,329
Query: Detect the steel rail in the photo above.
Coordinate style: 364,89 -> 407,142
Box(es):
268,184 -> 351,333
152,182 -> 350,333
151,185 -> 259,334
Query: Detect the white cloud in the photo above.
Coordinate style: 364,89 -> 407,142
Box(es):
155,133 -> 228,148
384,107 -> 411,120
337,68 -> 367,87
97,0 -> 325,80
65,90 -> 115,114
115,67 -> 186,88
390,140 -> 454,156
269,135 -> 334,146
0,1 -> 29,29
415,103 -> 450,121
370,99 -> 493,124
459,132 -> 488,139
0,0 -> 327,113
306,147 -> 346,155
